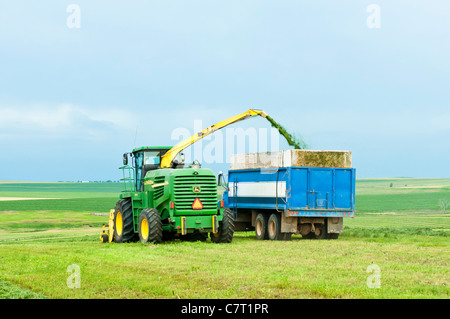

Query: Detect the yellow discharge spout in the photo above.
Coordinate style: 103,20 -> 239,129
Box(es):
160,109 -> 267,168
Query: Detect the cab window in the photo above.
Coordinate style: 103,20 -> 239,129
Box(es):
144,151 -> 161,165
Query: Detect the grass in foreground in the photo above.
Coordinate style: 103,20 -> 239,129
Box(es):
0,180 -> 448,299
0,232 -> 448,299
0,279 -> 46,299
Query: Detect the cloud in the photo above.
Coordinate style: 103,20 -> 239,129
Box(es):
0,104 -> 136,140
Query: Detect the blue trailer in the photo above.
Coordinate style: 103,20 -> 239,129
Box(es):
221,166 -> 356,240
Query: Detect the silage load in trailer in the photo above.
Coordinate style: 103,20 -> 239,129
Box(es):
230,149 -> 352,170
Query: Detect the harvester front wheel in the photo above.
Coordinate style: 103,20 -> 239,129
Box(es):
211,208 -> 235,243
113,198 -> 136,243
139,208 -> 163,244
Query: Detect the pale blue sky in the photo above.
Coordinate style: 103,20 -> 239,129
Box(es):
0,1 -> 449,181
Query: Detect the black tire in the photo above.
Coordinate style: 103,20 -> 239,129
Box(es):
255,213 -> 269,240
313,223 -> 331,239
101,233 -> 109,243
315,220 -> 340,239
324,219 -> 340,239
301,224 -> 327,239
113,198 -> 136,243
267,213 -> 290,241
302,232 -> 315,239
314,223 -> 328,239
138,208 -> 163,244
327,233 -> 339,239
280,232 -> 292,241
211,208 -> 235,243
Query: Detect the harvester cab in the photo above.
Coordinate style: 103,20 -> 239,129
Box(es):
124,147 -> 185,191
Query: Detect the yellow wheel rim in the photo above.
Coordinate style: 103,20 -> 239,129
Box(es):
116,211 -> 123,236
141,218 -> 149,240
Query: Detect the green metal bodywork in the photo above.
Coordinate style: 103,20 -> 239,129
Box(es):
119,149 -> 223,235
131,146 -> 173,152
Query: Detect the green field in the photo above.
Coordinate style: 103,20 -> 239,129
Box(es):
0,179 -> 449,299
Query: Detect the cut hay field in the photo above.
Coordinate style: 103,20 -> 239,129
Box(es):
0,179 -> 449,299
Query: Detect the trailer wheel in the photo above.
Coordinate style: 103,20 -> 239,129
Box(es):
113,198 -> 137,243
315,220 -> 340,239
327,233 -> 339,239
314,224 -> 329,239
255,213 -> 269,240
139,208 -> 163,244
281,233 -> 292,241
315,227 -> 325,239
325,218 -> 340,239
267,213 -> 289,241
302,232 -> 315,239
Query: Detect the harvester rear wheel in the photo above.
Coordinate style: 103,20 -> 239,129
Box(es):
113,198 -> 136,243
139,208 -> 163,244
211,208 -> 235,243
